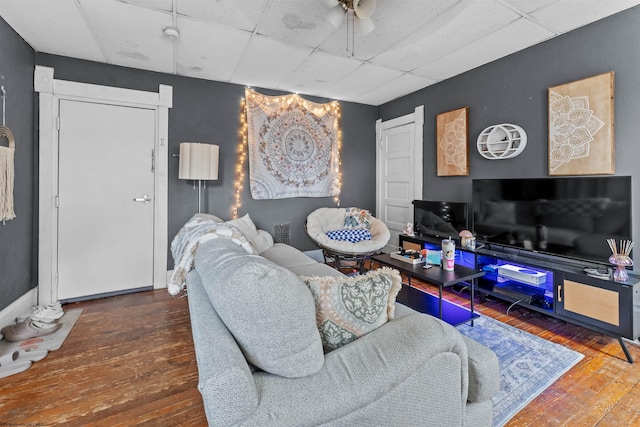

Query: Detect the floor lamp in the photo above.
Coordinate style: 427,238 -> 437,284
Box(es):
178,142 -> 219,213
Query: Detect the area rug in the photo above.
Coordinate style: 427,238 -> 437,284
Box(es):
457,315 -> 583,427
0,308 -> 83,354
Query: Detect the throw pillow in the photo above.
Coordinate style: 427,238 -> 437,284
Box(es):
301,267 -> 402,353
325,228 -> 372,243
343,207 -> 372,230
226,214 -> 272,253
195,238 -> 324,378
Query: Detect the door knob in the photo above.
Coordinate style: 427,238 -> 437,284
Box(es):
133,195 -> 151,203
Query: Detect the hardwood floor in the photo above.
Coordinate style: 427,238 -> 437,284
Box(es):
2,276 -> 640,426
0,291 -> 207,427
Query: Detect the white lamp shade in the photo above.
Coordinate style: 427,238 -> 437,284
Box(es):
324,4 -> 345,30
354,16 -> 375,35
179,142 -> 219,180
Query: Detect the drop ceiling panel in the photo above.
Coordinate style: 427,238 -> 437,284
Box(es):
371,1 -> 521,72
177,0 -> 268,32
280,51 -> 362,97
529,0 -> 640,33
502,0 -> 558,14
253,1 -> 331,49
232,36 -> 313,89
79,0 -> 174,73
1,0 -> 638,106
0,0 -> 104,62
175,17 -> 251,82
354,73 -> 436,106
413,19 -> 555,81
325,63 -> 404,101
122,0 -> 174,13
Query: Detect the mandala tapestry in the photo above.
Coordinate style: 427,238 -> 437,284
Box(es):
548,72 -> 614,176
436,107 -> 469,176
245,88 -> 341,200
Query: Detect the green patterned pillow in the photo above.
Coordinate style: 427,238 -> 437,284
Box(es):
343,207 -> 372,230
302,267 -> 402,353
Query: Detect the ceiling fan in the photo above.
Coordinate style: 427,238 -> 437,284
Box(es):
324,0 -> 377,36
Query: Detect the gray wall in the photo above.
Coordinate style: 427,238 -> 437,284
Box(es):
35,54 -> 378,262
378,6 -> 640,258
2,5 -> 639,310
0,18 -> 35,311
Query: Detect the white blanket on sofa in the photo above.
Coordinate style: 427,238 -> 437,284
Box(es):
168,215 -> 255,296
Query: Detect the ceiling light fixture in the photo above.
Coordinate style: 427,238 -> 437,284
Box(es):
323,0 -> 376,54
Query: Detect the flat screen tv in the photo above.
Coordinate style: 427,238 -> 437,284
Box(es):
413,200 -> 469,239
472,176 -> 632,263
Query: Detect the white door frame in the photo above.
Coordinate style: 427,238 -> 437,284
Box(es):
375,105 -> 424,229
35,66 -> 172,304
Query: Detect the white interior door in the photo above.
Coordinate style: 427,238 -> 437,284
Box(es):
376,107 -> 424,253
57,100 -> 155,301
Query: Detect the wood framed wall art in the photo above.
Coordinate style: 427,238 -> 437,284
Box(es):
548,71 -> 615,176
436,106 -> 469,176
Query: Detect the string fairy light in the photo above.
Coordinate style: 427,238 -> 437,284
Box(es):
332,100 -> 342,206
232,97 -> 248,219
232,88 -> 342,218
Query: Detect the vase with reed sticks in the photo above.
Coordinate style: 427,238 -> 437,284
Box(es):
607,239 -> 634,282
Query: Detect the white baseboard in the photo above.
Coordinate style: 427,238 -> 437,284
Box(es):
0,288 -> 38,330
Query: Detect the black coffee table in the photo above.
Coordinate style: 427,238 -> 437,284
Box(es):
371,253 -> 485,325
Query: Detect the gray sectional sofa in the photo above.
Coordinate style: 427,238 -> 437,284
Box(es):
182,216 -> 500,426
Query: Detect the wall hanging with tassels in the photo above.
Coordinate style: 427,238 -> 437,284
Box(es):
0,85 -> 16,224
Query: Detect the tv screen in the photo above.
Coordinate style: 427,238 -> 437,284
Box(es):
472,176 -> 632,263
413,200 -> 469,239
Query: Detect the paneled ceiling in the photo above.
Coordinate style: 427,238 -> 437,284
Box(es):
1,0 -> 639,105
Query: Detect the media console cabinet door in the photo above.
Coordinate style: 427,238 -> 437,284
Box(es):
563,279 -> 619,326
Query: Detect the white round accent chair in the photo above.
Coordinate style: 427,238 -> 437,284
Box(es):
305,207 -> 390,272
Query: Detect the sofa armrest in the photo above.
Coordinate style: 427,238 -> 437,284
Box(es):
187,270 -> 259,427
461,335 -> 500,403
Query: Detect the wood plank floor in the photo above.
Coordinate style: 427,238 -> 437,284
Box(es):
0,290 -> 207,427
2,274 -> 640,426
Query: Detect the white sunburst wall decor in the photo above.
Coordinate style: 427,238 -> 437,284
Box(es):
476,124 -> 527,160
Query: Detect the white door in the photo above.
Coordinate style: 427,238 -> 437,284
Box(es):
376,107 -> 424,253
57,100 -> 155,300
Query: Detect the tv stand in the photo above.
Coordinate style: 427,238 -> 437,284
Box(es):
399,234 -> 640,363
